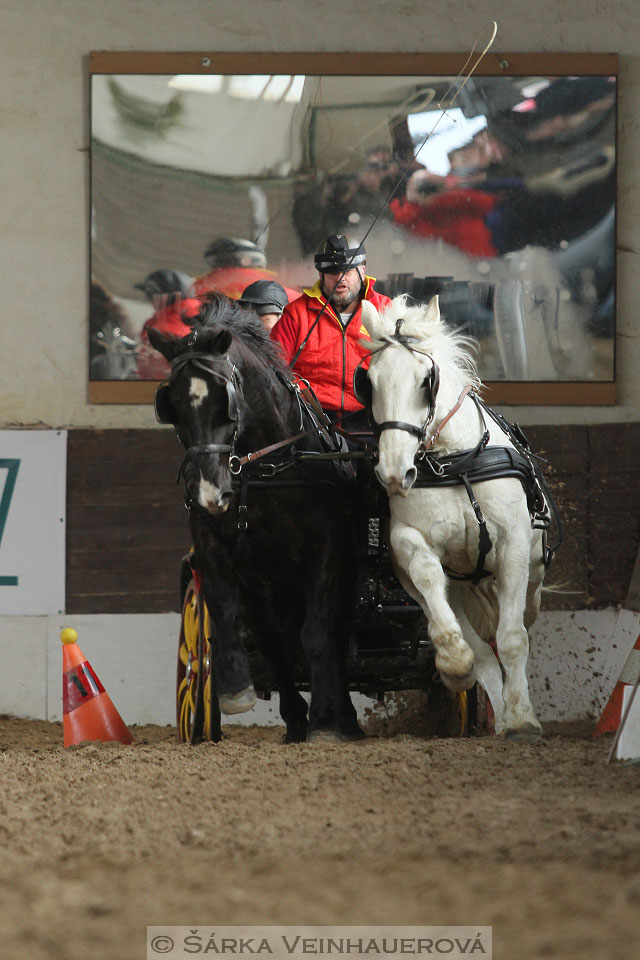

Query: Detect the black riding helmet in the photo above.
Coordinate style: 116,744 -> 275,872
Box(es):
238,280 -> 289,316
203,237 -> 267,269
134,269 -> 194,301
314,234 -> 366,273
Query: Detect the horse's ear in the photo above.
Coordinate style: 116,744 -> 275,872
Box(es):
210,328 -> 233,356
360,300 -> 382,339
425,295 -> 441,324
146,326 -> 181,361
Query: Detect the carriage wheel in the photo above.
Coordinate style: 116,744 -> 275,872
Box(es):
196,602 -> 222,743
427,682 -> 476,738
457,690 -> 469,736
455,684 -> 480,736
176,579 -> 204,743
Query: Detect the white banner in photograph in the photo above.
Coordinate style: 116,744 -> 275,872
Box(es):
0,430 -> 67,615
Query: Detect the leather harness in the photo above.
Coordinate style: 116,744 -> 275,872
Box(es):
159,333 -> 562,569
362,323 -> 563,583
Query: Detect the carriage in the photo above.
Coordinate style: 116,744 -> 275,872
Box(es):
175,498 -> 472,744
150,291 -> 560,746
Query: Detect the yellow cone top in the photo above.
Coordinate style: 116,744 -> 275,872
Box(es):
61,628 -> 78,645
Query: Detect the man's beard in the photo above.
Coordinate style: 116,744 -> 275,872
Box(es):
324,282 -> 360,310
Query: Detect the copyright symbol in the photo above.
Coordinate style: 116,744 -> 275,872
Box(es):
150,935 -> 174,954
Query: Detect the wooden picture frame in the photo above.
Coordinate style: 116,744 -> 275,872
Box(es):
89,51 -> 618,405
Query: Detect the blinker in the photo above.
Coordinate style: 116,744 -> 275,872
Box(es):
353,361 -> 372,408
154,383 -> 176,425
161,353 -> 242,425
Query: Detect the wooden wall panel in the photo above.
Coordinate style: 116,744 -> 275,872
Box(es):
66,430 -> 189,613
65,426 -> 640,614
588,424 -> 640,606
526,426 -> 590,611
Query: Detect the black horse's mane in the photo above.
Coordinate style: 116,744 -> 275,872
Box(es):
192,292 -> 288,374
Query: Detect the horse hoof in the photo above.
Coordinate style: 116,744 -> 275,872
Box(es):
283,725 -> 308,744
218,685 -> 257,715
440,669 -> 476,692
505,724 -> 542,743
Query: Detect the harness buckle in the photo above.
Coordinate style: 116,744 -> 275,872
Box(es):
423,457 -> 446,477
470,498 -> 486,524
237,504 -> 248,531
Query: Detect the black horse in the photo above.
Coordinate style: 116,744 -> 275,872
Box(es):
148,294 -> 364,742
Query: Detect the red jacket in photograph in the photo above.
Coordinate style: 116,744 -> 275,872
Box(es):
271,276 -> 391,412
136,297 -> 201,380
390,189 -> 498,258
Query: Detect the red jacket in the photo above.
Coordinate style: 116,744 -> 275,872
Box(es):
390,189 -> 497,257
271,277 -> 391,412
194,266 -> 299,304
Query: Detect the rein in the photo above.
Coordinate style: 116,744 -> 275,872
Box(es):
421,385 -> 472,452
229,424 -> 323,476
231,380 -> 377,475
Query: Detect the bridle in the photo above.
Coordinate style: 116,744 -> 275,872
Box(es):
354,316 -> 441,456
154,350 -> 243,491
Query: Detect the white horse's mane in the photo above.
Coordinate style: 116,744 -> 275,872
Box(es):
364,295 -> 482,392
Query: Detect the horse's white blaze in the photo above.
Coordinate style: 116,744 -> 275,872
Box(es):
375,432 -> 419,497
189,376 -> 209,408
370,350 -> 429,496
197,478 -> 229,513
361,294 -> 545,737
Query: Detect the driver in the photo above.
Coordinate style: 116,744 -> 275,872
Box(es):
270,234 -> 391,430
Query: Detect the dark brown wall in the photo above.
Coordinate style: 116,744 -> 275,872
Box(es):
66,425 -> 640,614
67,430 -> 188,613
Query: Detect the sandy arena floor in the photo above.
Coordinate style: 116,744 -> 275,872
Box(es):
0,713 -> 638,960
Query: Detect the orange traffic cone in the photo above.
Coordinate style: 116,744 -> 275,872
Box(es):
594,632 -> 640,738
61,628 -> 133,747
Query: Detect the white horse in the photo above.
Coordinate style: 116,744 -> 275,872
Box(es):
359,295 -> 554,740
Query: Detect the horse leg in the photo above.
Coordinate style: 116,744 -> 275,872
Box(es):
391,522 -> 475,691
450,585 -> 506,734
299,589 -> 363,743
201,575 -> 257,715
278,686 -> 309,743
494,547 -> 542,741
302,625 -> 363,743
262,644 -> 309,744
255,602 -> 309,744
